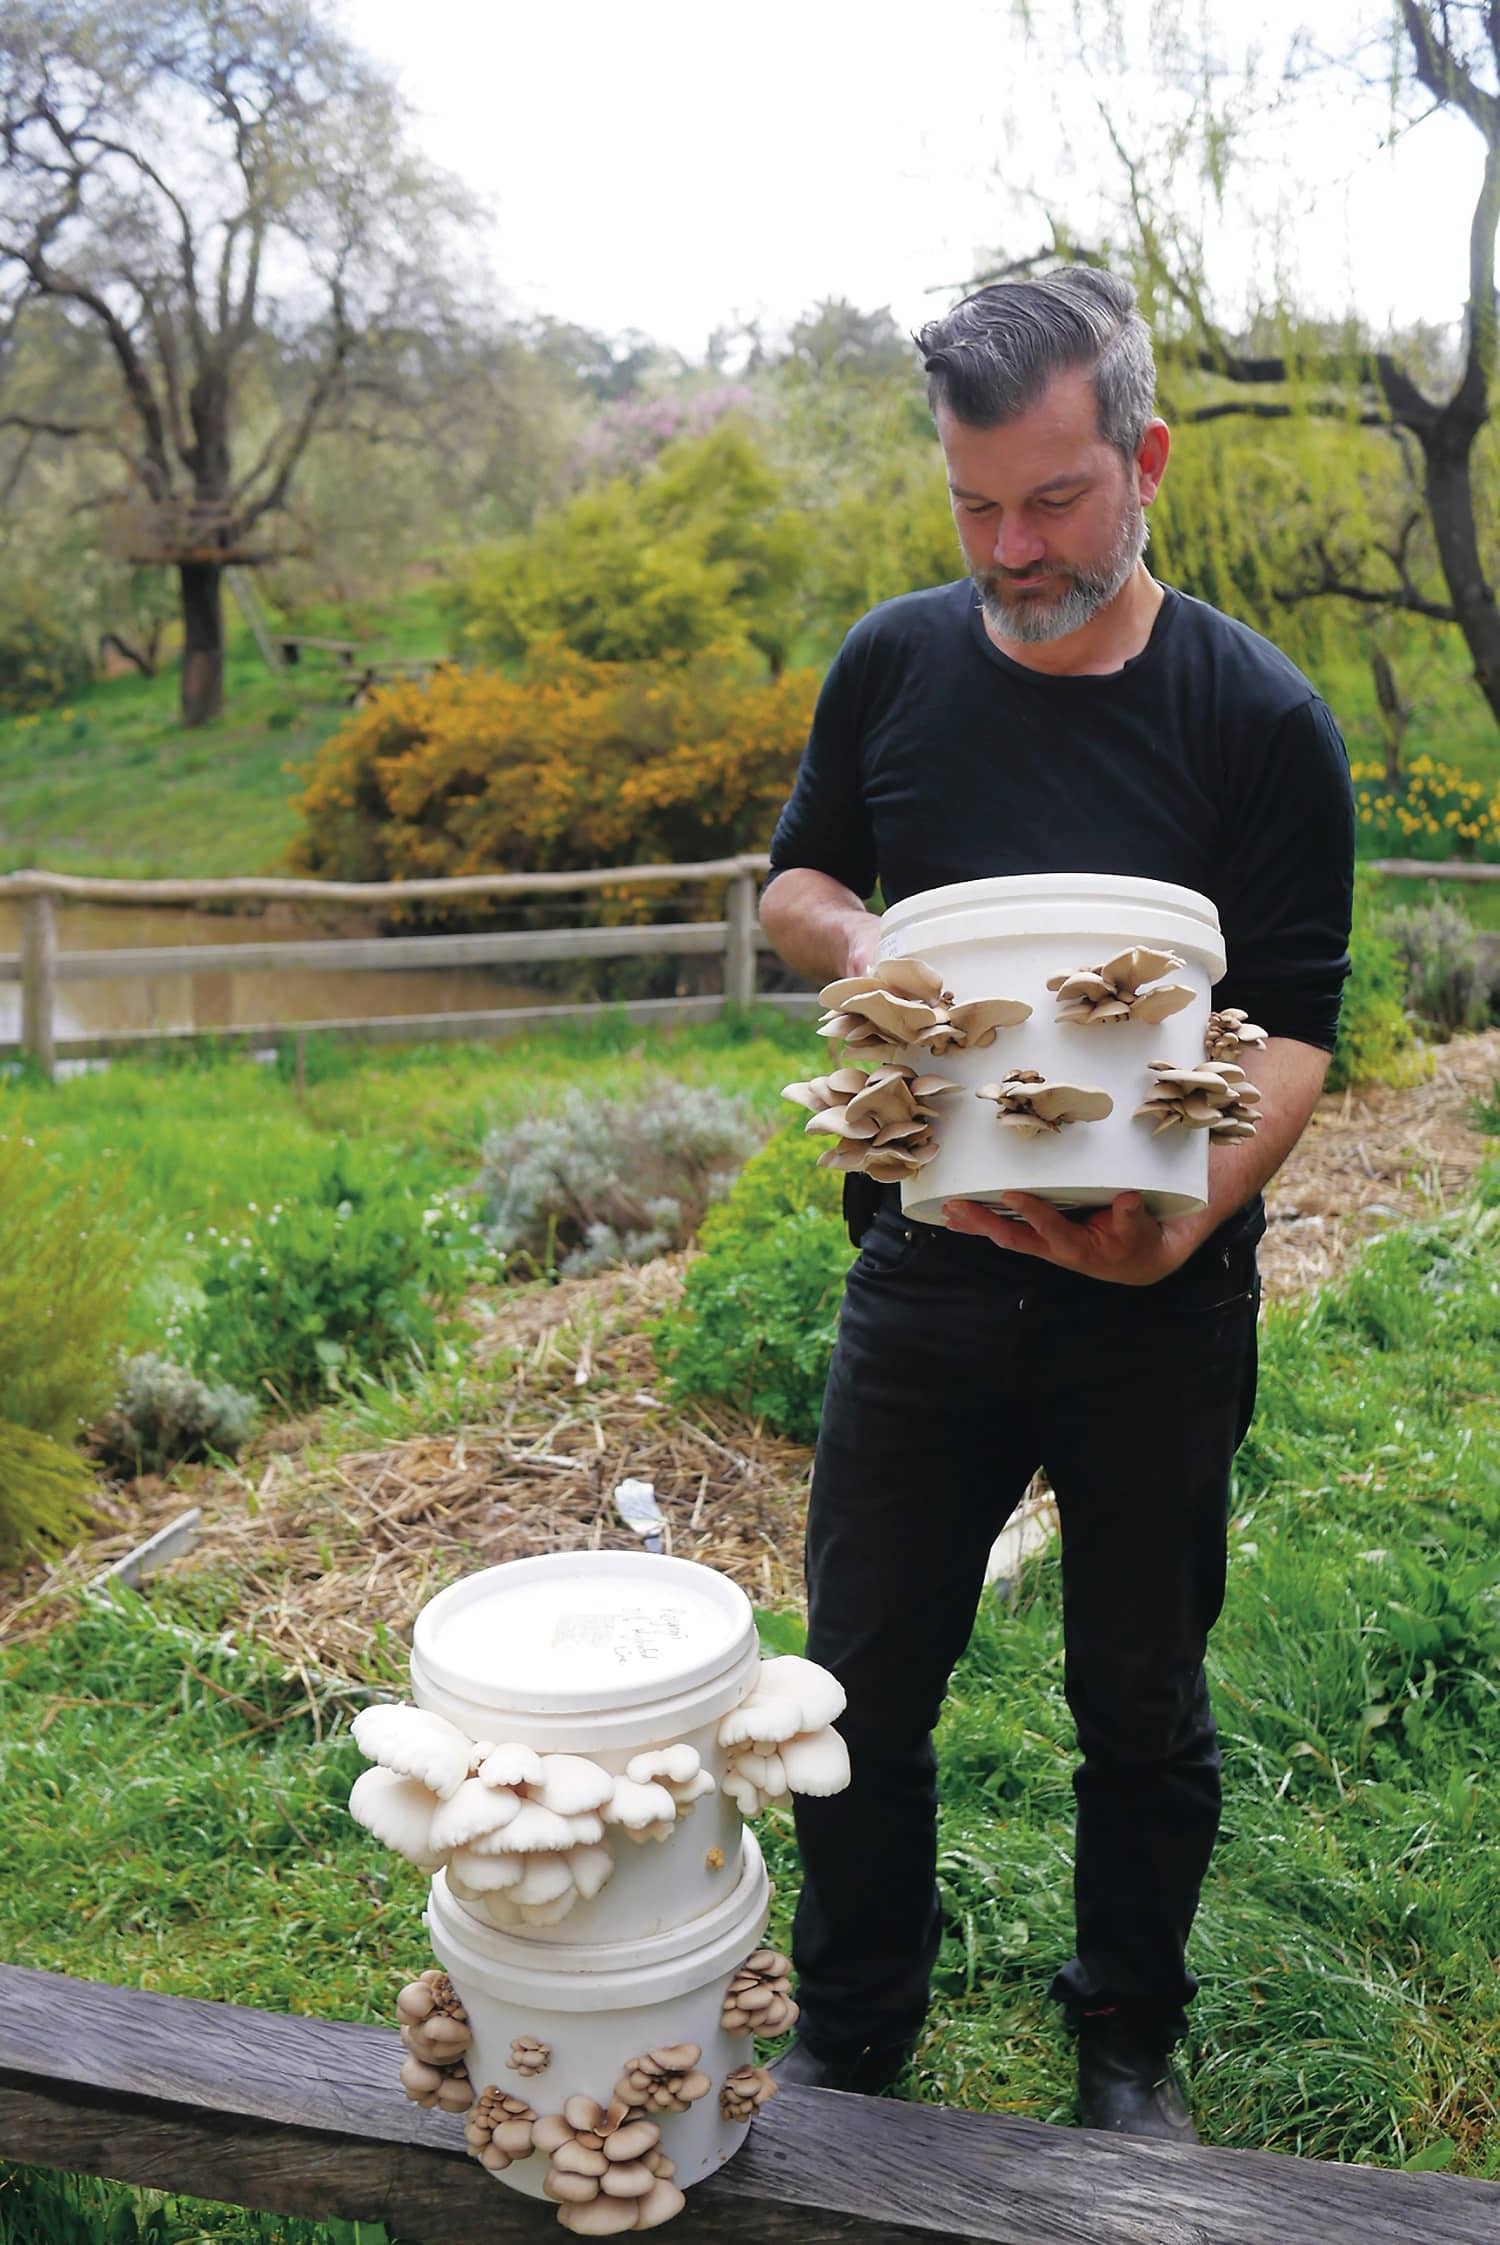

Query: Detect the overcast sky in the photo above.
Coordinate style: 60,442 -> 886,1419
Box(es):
345,0 -> 1484,360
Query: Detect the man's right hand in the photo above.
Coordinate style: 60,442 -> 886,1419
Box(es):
759,867 -> 883,992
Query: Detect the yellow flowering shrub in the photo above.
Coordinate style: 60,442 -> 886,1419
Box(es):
289,646 -> 819,901
1349,755 -> 1500,860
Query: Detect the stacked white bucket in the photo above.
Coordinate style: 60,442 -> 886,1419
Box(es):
874,873 -> 1229,1224
364,1551 -> 810,2222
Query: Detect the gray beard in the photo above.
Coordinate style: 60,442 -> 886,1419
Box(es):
973,505 -> 1150,646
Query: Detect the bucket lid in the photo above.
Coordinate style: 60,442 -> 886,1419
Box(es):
879,870 -> 1223,935
411,1551 -> 756,1721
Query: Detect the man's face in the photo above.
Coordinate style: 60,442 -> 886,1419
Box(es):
936,368 -> 1156,645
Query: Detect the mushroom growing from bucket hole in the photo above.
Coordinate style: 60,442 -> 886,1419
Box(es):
509,2037 -> 551,2077
532,2099 -> 684,2233
352,1704 -> 478,1800
1134,1059 -> 1262,1140
815,959 -> 1031,1070
466,2086 -> 539,2171
1047,947 -> 1194,1026
396,1969 -> 472,2072
719,2064 -> 778,2124
782,1061 -> 963,1184
975,1070 -> 1114,1138
613,2043 -> 712,2113
453,1839 -> 615,1929
1204,1008 -> 1269,1062
721,1949 -> 799,2037
718,1655 -> 852,1818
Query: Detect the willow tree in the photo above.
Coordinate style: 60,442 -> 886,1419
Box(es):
0,0 -> 472,724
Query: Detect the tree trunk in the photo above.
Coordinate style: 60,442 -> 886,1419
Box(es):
1423,422 -> 1500,732
179,561 -> 224,726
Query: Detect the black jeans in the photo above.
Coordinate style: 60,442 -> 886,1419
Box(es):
791,1204 -> 1261,2057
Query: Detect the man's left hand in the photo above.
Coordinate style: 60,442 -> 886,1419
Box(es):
942,1191 -> 1197,1286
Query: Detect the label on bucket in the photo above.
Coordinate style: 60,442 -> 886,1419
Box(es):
414,1552 -> 753,1715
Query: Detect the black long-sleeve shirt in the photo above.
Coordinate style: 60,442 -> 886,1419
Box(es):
767,577 -> 1356,1259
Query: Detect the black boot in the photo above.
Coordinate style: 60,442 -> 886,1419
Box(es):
1076,2011 -> 1199,2143
768,2035 -> 914,2094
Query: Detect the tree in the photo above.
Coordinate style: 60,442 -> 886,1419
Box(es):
985,3 -> 1500,736
0,0 -> 473,723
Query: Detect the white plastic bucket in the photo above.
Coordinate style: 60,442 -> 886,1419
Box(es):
875,873 -> 1229,1225
426,1828 -> 771,2198
410,1551 -> 759,1946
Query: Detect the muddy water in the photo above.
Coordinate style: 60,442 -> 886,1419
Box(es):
0,897 -> 546,1049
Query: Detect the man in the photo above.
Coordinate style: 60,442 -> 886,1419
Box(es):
758,268 -> 1354,2142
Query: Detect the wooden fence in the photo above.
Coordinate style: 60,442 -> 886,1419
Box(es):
3,854 -> 1494,1083
3,1964 -> 1495,2244
0,856 -> 801,1081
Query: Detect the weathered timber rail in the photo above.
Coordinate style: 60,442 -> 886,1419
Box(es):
0,856 -> 804,1079
1,1966 -> 1495,2244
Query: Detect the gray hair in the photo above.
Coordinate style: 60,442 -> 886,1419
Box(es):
916,268 -> 1156,461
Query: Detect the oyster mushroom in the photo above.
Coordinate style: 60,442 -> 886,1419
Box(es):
719,2064 -> 778,2124
613,2043 -> 712,2113
975,1071 -> 1114,1138
1134,1059 -> 1262,1139
721,1949 -> 799,2037
783,1061 -> 962,1183
1048,946 -> 1194,1026
461,1840 -> 614,1928
944,996 -> 1033,1045
1205,1007 -> 1269,1061
602,1774 -> 679,1846
466,2085 -> 538,2172
624,1745 -> 717,1817
533,2102 -> 683,2233
348,1765 -> 444,1869
509,2036 -> 551,2077
351,1704 -> 477,1800
719,1655 -> 852,1818
397,1970 -> 472,2072
400,2049 -> 475,2111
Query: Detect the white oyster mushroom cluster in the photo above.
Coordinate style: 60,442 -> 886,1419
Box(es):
1135,1059 -> 1262,1140
1204,1008 -> 1269,1062
717,1655 -> 852,1819
1048,947 -> 1195,1026
975,1069 -> 1114,1139
817,955 -> 1032,1068
782,1061 -> 964,1184
603,1745 -> 717,1846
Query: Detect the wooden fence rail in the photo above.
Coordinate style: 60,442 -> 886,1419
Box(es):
2,1965 -> 1495,2244
0,856 -> 795,1080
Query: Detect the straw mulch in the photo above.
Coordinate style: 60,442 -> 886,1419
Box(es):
4,1029 -> 1497,1668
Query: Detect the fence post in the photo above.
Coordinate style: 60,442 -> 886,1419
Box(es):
20,890 -> 57,1082
724,864 -> 758,1010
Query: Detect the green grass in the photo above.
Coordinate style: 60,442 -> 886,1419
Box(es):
0,586 -> 450,879
0,1013 -> 811,1352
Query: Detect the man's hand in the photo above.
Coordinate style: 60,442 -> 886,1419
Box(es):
943,1191 -> 1196,1285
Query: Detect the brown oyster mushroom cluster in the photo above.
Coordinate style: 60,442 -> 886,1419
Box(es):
816,955 -> 1031,1068
719,1655 -> 852,1819
1048,947 -> 1194,1026
721,1950 -> 799,2037
782,1061 -> 964,1185
533,2097 -> 684,2234
397,1970 -> 474,2111
719,2064 -> 778,2124
509,2035 -> 551,2077
975,1069 -> 1114,1138
466,2086 -> 538,2172
1135,1059 -> 1262,1140
1205,1008 -> 1269,1062
613,2042 -> 711,2114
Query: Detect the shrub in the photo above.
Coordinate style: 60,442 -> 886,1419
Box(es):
1348,751 -> 1500,861
477,1078 -> 763,1277
0,579 -> 91,714
93,1353 -> 259,1479
289,644 -> 818,889
1382,897 -> 1492,1036
1326,878 -> 1427,1092
0,1128 -> 140,1553
177,1144 -> 497,1409
652,1124 -> 852,1441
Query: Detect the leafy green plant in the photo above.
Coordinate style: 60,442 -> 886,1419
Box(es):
1382,896 -> 1492,1035
1327,877 -> 1427,1091
176,1142 -> 497,1408
477,1078 -> 762,1277
93,1353 -> 259,1478
0,578 -> 90,713
0,1127 -> 140,1553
